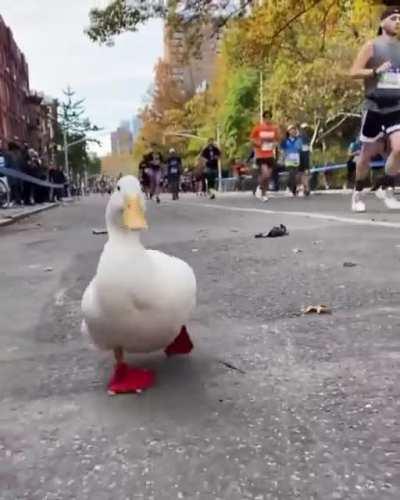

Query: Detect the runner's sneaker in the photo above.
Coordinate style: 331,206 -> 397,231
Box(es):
261,195 -> 268,202
351,191 -> 366,212
382,189 -> 400,209
374,187 -> 387,200
297,185 -> 305,197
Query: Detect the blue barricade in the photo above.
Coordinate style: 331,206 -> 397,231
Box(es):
0,165 -> 65,189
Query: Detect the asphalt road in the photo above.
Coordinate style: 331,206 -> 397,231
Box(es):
1,191 -> 400,500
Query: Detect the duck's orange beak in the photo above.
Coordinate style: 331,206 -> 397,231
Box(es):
123,195 -> 147,230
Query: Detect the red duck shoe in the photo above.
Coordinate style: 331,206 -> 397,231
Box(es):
107,363 -> 155,395
165,326 -> 194,357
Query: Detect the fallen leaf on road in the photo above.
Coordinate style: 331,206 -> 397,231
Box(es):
292,248 -> 303,254
312,240 -> 322,245
303,304 -> 331,315
192,249 -> 199,253
44,267 -> 54,272
343,262 -> 357,268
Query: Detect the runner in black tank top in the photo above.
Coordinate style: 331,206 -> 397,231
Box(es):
350,7 -> 400,212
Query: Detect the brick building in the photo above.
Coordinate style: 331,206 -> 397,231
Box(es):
27,92 -> 58,163
0,14 -> 30,143
0,14 -> 57,163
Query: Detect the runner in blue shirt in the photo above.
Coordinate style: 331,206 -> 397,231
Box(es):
281,125 -> 304,196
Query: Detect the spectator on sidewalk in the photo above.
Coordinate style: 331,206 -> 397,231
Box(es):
49,165 -> 66,202
33,152 -> 50,203
7,142 -> 24,206
232,157 -> 248,191
23,148 -> 37,205
0,138 -> 9,173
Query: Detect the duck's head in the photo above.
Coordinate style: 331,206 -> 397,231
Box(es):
106,175 -> 148,232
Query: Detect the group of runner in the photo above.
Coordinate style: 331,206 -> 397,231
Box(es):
250,113 -> 311,202
139,148 -> 187,202
138,139 -> 221,202
138,7 -> 400,213
249,6 -> 400,212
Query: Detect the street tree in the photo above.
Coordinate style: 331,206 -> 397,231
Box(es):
86,0 -> 253,45
57,87 -> 99,182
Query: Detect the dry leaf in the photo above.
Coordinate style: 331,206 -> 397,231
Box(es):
303,304 -> 331,315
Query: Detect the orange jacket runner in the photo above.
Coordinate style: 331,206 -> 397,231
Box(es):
250,122 -> 280,159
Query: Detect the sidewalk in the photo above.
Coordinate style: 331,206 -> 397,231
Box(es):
0,201 -> 61,227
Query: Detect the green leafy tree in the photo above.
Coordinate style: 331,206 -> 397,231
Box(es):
87,153 -> 102,176
57,87 -> 99,182
85,1 -> 254,45
85,1 -> 391,45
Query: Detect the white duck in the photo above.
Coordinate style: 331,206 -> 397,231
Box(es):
81,175 -> 196,394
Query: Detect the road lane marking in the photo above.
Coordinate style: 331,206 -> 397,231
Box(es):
178,202 -> 400,229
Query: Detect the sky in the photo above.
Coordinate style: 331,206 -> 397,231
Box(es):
1,1 -> 163,155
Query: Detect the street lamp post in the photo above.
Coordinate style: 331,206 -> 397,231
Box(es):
162,131 -> 207,144
259,71 -> 264,122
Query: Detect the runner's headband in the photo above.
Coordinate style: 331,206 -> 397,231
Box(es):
381,7 -> 400,21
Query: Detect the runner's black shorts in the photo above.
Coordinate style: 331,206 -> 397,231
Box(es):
299,151 -> 310,173
256,157 -> 276,171
360,109 -> 400,142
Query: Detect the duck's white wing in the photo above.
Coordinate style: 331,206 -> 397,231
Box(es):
81,278 -> 98,322
146,249 -> 197,315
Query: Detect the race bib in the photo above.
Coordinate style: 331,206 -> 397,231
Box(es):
170,166 -> 178,174
302,145 -> 310,152
377,70 -> 400,90
285,152 -> 300,166
261,141 -> 275,151
0,156 -> 5,168
260,130 -> 276,151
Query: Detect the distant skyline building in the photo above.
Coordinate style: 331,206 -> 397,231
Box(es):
110,120 -> 133,155
163,14 -> 220,98
131,115 -> 142,139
